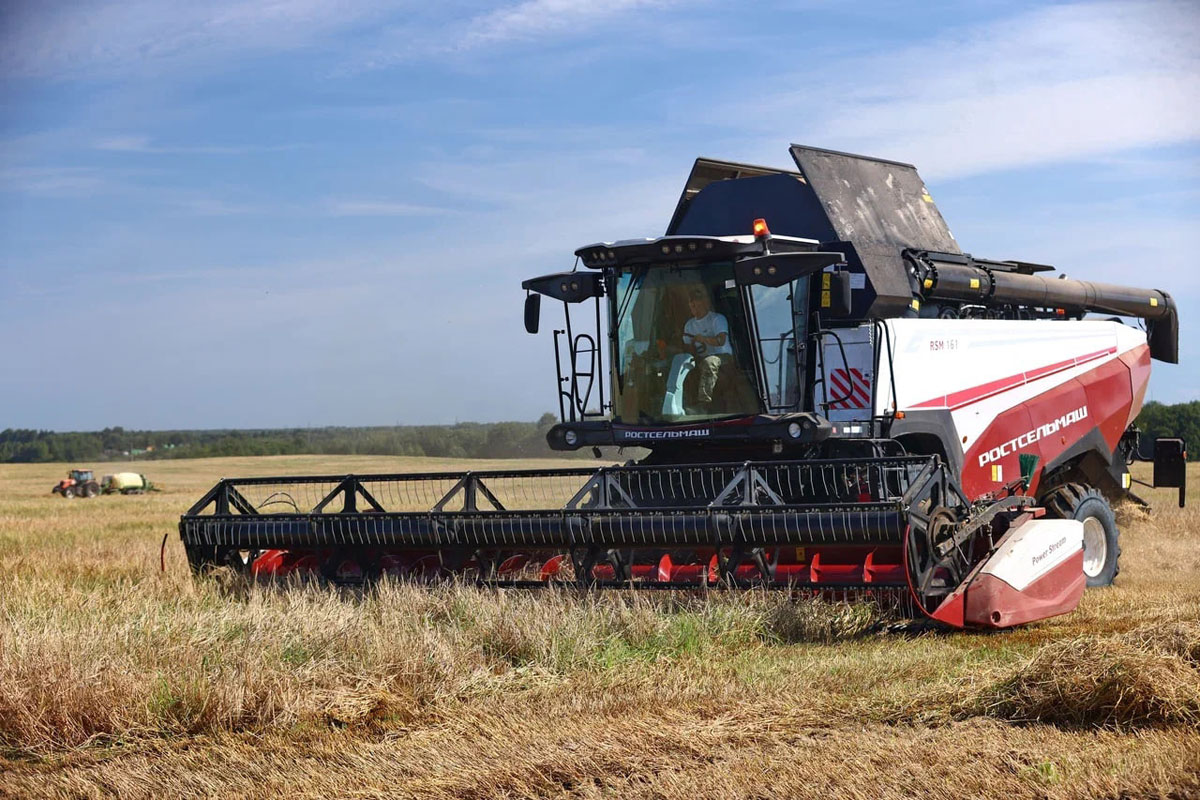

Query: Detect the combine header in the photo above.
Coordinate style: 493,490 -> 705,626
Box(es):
181,145 -> 1186,628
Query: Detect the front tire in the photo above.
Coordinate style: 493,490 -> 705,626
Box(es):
62,486 -> 76,499
1044,484 -> 1120,587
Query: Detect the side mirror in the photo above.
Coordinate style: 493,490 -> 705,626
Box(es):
524,293 -> 541,334
823,270 -> 853,317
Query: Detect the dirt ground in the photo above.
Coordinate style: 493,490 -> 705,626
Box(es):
1,456 -> 1198,799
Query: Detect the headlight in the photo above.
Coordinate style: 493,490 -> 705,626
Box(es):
787,422 -> 803,439
564,430 -> 579,446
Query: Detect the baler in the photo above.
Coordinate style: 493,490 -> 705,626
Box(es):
179,145 -> 1187,629
102,472 -> 155,494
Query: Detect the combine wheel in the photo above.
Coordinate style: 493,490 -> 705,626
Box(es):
1044,484 -> 1119,587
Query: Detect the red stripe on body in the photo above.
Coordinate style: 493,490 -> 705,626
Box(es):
912,346 -> 1118,411
1023,357 -> 1076,381
1074,347 -> 1117,364
943,373 -> 1024,409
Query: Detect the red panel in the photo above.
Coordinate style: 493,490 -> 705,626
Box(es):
771,563 -> 811,581
1082,356 -> 1135,455
1022,378 -> 1092,497
960,352 -> 1138,501
252,549 -> 287,576
253,549 -> 323,577
961,403 -> 1035,499
1120,344 -> 1151,428
655,546 -> 904,586
498,554 -> 531,574
929,590 -> 965,628
863,550 -> 905,584
656,554 -> 706,583
963,549 -> 1084,628
539,554 -> 565,580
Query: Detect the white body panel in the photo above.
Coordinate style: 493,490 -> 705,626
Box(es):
978,518 -> 1083,591
875,319 -> 1146,453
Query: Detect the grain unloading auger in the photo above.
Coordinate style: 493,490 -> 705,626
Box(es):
181,145 -> 1187,629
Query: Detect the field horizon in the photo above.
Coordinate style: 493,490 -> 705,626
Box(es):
2,455 -> 1198,799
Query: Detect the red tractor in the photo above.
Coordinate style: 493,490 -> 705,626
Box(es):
52,469 -> 101,499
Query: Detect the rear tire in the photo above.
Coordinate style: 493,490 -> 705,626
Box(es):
83,483 -> 99,498
1043,483 -> 1120,587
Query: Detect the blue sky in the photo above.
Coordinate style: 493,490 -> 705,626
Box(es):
2,0 -> 1198,430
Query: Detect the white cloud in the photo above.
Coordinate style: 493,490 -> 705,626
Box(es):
458,0 -> 676,48
0,0 -> 398,78
705,1 -> 1200,180
179,198 -> 268,216
93,135 -> 297,155
0,166 -> 108,197
354,0 -> 689,68
93,135 -> 154,152
3,0 -> 690,77
325,199 -> 455,217
830,71 -> 1200,180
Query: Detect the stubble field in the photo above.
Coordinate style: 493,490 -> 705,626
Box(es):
1,455 -> 1198,799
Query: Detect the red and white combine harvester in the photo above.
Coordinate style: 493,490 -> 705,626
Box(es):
181,145 -> 1186,629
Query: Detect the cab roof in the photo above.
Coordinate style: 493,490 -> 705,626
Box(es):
574,233 -> 819,270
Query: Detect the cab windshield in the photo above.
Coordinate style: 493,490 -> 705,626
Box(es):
610,262 -> 761,424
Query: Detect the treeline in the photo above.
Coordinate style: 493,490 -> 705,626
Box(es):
4,402 -> 1194,464
0,414 -> 584,463
1134,401 -> 1200,460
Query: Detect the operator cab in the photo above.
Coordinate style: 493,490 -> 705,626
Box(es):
523,224 -> 851,455
615,257 -> 747,420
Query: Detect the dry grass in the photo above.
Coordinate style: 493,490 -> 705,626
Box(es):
970,623 -> 1200,728
1,455 -> 1198,799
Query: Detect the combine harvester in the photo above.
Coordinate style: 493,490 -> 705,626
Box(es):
181,145 -> 1187,628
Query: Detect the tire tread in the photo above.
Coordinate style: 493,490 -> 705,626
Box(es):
1041,482 -> 1120,586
